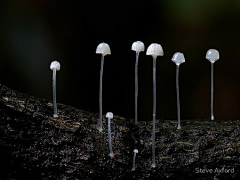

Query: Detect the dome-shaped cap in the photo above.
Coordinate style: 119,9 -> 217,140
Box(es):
172,52 -> 185,65
106,112 -> 113,119
133,149 -> 138,153
96,43 -> 111,56
131,41 -> 144,52
50,61 -> 61,71
206,49 -> 219,63
146,43 -> 164,57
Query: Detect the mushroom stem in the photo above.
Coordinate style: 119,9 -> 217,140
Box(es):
107,115 -> 114,158
152,56 -> 156,168
99,55 -> 104,132
50,61 -> 60,118
211,62 -> 214,120
135,52 -> 139,124
132,149 -> 138,171
171,52 -> 185,129
176,65 -> 181,129
132,41 -> 145,123
52,68 -> 58,118
206,49 -> 219,120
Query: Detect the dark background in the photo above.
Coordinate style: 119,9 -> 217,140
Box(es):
0,0 -> 240,121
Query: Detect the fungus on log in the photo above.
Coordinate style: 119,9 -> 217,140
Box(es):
0,83 -> 239,179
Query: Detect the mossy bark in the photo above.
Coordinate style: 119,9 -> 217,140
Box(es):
0,83 -> 239,179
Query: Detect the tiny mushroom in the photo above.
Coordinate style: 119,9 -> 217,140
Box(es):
206,49 -> 219,120
96,43 -> 111,132
132,149 -> 139,171
146,43 -> 164,168
172,52 -> 185,130
206,49 -> 219,63
106,112 -> 114,158
131,41 -> 145,124
50,61 -> 61,118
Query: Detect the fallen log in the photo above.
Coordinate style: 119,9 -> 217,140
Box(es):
0,83 -> 239,179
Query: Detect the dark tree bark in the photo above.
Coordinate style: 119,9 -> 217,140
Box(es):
0,83 -> 240,180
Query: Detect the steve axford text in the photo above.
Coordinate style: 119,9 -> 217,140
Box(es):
195,167 -> 234,174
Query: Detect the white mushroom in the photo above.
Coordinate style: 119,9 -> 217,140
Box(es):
96,43 -> 111,132
106,112 -> 114,158
131,149 -> 139,171
206,49 -> 219,63
206,49 -> 219,120
50,61 -> 61,118
146,43 -> 164,57
96,43 -> 111,56
172,52 -> 185,129
132,41 -> 144,52
146,43 -> 164,168
131,41 -> 145,124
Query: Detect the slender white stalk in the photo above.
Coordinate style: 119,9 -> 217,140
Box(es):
132,153 -> 136,171
96,43 -> 111,131
132,149 -> 138,171
50,61 -> 60,118
176,65 -> 181,129
146,43 -> 164,168
99,55 -> 104,132
52,69 -> 58,118
135,52 -> 139,124
106,112 -> 114,158
132,41 -> 144,124
171,52 -> 185,129
108,117 -> 113,157
211,63 -> 214,120
205,49 -> 219,120
152,57 -> 156,168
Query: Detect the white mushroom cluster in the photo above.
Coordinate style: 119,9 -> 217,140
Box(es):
46,42 -> 219,169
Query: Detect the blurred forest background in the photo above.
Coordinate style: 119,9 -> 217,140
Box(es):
0,0 -> 240,121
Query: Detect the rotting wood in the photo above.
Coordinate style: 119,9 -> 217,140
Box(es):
0,83 -> 239,179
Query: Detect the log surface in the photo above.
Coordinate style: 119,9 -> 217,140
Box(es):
0,83 -> 240,180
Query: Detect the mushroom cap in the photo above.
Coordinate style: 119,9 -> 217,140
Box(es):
106,112 -> 113,119
206,49 -> 219,63
146,43 -> 164,57
133,149 -> 138,153
172,52 -> 185,65
131,41 -> 145,52
50,61 -> 61,71
96,43 -> 111,56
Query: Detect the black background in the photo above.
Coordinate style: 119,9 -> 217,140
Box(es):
0,0 -> 240,121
